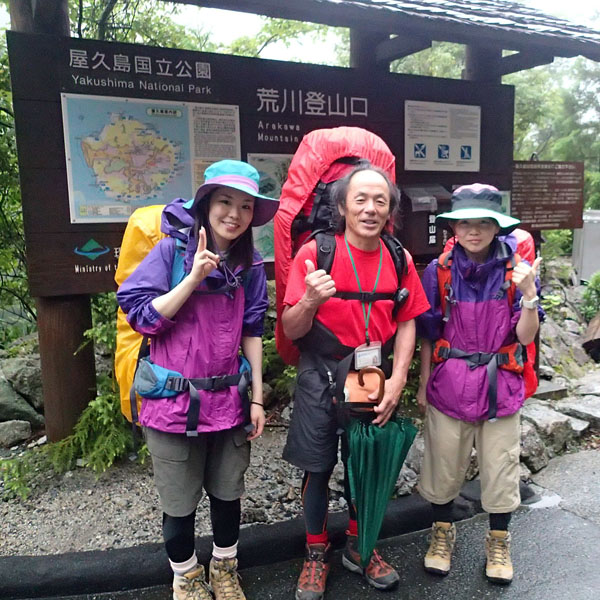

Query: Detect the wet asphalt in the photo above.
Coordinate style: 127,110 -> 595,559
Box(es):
5,450 -> 600,600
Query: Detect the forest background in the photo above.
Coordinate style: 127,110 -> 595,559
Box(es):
0,0 -> 599,496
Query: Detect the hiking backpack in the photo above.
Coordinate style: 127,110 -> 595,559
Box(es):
273,126 -> 400,365
435,242 -> 538,399
115,205 -> 167,423
114,201 -> 250,425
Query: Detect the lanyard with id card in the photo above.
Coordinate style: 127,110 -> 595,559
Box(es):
344,235 -> 383,370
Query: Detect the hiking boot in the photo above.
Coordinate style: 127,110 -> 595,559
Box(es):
342,533 -> 399,589
209,557 -> 245,600
295,543 -> 331,600
485,530 -> 513,584
173,565 -> 213,600
424,521 -> 456,576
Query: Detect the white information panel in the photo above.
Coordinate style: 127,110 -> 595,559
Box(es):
404,100 -> 480,172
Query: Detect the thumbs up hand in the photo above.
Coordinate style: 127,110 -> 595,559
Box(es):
302,259 -> 336,308
512,256 -> 542,299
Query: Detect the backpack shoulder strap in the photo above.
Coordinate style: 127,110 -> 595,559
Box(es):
506,252 -> 520,308
169,238 -> 187,289
380,232 -> 407,284
436,249 -> 454,322
314,230 -> 337,274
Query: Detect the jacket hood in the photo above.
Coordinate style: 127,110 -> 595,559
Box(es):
161,198 -> 195,241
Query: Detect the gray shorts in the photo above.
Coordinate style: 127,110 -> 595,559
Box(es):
145,427 -> 250,517
282,353 -> 340,473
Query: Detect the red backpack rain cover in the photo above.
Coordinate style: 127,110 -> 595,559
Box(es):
274,126 -> 396,365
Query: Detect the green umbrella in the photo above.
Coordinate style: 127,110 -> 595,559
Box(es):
345,410 -> 417,568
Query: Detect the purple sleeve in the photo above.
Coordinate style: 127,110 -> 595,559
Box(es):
242,262 -> 268,337
116,238 -> 177,336
415,260 -> 444,341
510,260 -> 546,328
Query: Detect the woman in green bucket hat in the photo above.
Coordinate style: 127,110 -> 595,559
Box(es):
416,183 -> 542,585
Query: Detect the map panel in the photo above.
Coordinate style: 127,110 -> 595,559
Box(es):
63,94 -> 240,224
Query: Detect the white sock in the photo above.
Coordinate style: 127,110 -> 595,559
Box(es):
170,552 -> 198,576
212,541 -> 238,560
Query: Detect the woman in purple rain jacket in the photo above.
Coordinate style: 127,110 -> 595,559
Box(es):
415,184 -> 542,586
117,160 -> 278,600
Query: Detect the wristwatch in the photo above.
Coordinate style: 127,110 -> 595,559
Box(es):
519,295 -> 540,309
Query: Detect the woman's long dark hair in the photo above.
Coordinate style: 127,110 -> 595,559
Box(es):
193,189 -> 255,271
330,164 -> 399,234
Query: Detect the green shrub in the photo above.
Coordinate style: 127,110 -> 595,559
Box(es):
582,271 -> 600,322
541,229 -> 573,259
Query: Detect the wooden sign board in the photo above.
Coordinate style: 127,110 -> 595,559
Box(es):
511,161 -> 584,230
7,31 -> 515,296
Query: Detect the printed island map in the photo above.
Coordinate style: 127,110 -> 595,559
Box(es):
62,94 -> 193,223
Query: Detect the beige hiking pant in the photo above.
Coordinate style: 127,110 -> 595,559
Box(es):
418,404 -> 521,513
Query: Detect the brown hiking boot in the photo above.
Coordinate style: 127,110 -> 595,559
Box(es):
295,543 -> 331,600
424,521 -> 456,576
342,533 -> 399,589
172,565 -> 213,600
485,530 -> 513,584
209,557 -> 245,600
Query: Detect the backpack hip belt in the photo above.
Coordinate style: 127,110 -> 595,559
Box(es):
131,350 -> 252,437
167,372 -> 251,437
432,339 -> 524,421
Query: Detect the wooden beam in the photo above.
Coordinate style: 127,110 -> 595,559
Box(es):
375,35 -> 432,63
463,44 -> 502,83
10,0 -> 69,35
350,29 -> 389,72
499,51 -> 555,76
179,1 -> 600,62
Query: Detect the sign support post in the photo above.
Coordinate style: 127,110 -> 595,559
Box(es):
10,0 -> 97,441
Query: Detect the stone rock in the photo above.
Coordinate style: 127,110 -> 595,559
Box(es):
563,320 -> 582,335
521,400 -> 580,453
555,396 -> 600,429
519,462 -> 532,482
464,448 -> 479,481
262,382 -> 274,408
329,461 -> 345,493
404,431 -> 424,474
0,357 -> 43,410
573,369 -> 600,396
520,420 -> 549,473
538,365 -> 556,380
280,405 -> 292,423
0,372 -> 44,428
565,415 -> 590,437
0,420 -> 32,447
395,464 -> 418,496
531,379 -> 569,401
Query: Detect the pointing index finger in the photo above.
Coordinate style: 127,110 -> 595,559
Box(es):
197,227 -> 207,253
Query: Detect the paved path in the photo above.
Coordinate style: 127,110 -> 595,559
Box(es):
8,451 -> 600,600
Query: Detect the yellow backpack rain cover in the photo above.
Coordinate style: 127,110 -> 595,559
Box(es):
114,205 -> 166,422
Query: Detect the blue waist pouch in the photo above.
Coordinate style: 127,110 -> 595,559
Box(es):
133,357 -> 181,399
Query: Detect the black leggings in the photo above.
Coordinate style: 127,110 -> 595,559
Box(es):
301,461 -> 356,535
163,495 -> 241,562
431,501 -> 512,531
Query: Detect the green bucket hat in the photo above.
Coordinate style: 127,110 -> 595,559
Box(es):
436,183 -> 520,236
184,159 -> 279,227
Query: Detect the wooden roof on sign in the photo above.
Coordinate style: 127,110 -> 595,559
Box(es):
174,0 -> 600,61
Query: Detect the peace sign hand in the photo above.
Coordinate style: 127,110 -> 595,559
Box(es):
512,256 -> 542,298
190,227 -> 220,285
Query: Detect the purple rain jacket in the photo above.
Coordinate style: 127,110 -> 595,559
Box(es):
417,238 -> 534,422
117,198 -> 268,435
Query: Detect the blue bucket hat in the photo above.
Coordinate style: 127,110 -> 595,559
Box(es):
436,183 -> 520,236
184,159 -> 279,227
